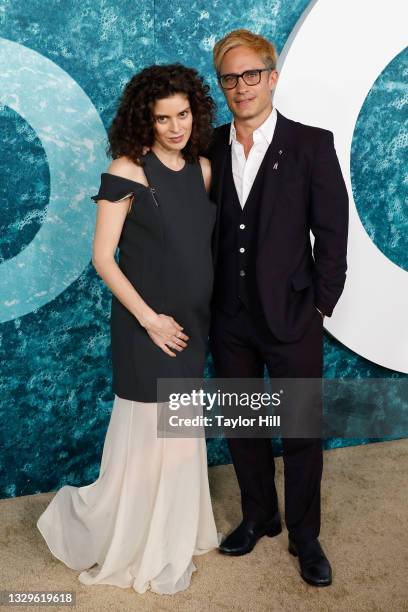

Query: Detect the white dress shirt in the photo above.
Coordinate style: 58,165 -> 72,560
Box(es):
229,106 -> 278,208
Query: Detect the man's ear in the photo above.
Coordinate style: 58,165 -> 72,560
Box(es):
269,69 -> 279,91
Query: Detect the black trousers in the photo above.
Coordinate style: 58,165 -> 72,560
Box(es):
209,302 -> 324,544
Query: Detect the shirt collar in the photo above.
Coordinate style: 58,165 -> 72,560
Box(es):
229,106 -> 277,145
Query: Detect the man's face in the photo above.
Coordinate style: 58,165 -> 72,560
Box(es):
218,46 -> 278,122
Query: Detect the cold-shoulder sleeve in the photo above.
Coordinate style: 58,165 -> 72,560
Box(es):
91,172 -> 147,203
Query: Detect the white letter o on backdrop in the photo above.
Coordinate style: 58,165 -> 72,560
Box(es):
274,0 -> 408,373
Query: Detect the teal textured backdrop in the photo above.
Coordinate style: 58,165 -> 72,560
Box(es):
0,1 -> 406,498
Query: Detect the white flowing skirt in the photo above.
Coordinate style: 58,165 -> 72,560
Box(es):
37,394 -> 221,595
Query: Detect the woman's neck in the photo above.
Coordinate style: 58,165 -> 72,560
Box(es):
151,144 -> 185,170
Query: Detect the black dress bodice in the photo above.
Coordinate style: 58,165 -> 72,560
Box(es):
91,151 -> 217,401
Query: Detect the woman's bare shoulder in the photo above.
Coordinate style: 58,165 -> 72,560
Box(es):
198,155 -> 211,169
106,156 -> 148,186
198,156 -> 211,191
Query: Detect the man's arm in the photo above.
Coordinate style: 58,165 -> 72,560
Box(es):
309,130 -> 349,317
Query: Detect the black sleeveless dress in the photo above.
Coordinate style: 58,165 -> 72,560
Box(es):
91,151 -> 217,402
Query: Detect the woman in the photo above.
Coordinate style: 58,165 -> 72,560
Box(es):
37,64 -> 221,595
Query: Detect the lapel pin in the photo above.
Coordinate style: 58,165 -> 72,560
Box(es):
273,162 -> 279,170
278,149 -> 283,155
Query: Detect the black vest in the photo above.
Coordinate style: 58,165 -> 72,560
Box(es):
213,148 -> 269,316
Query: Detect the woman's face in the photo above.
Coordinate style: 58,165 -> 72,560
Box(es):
152,93 -> 193,152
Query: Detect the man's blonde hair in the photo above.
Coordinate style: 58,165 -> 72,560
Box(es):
213,29 -> 278,74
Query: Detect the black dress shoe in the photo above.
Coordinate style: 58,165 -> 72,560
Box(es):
288,537 -> 332,586
219,512 -> 282,556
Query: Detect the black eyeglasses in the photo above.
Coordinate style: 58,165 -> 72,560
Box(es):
217,67 -> 274,90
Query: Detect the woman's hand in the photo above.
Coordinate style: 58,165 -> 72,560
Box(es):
143,313 -> 189,357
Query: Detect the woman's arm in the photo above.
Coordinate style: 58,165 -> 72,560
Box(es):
92,158 -> 189,357
92,201 -> 157,327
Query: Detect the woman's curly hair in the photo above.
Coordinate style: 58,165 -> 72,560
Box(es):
106,64 -> 216,165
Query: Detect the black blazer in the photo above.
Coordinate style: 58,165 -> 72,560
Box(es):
207,109 -> 349,342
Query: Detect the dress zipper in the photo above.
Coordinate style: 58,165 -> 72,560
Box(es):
150,187 -> 159,207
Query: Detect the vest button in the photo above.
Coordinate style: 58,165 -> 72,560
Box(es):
239,270 -> 246,277
239,224 -> 245,229
239,247 -> 245,253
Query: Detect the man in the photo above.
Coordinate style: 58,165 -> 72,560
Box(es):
207,29 -> 348,587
